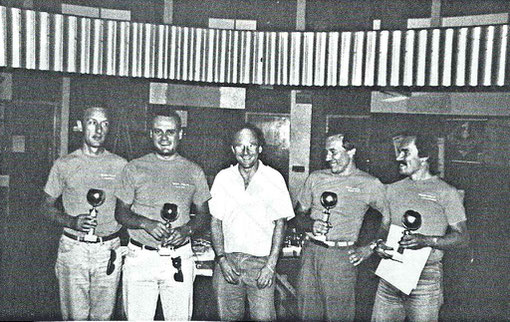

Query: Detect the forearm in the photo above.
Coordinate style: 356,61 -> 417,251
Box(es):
115,200 -> 153,230
181,212 -> 209,236
293,210 -> 313,233
426,230 -> 470,250
210,217 -> 226,255
266,219 -> 286,270
41,202 -> 76,229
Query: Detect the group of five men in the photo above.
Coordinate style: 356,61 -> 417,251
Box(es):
42,107 -> 469,321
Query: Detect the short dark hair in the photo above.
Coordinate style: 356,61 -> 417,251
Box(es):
400,132 -> 439,174
231,123 -> 265,147
149,109 -> 182,130
326,132 -> 356,151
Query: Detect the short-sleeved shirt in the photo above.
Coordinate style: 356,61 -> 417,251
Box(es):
386,176 -> 467,263
297,168 -> 389,242
115,153 -> 211,248
209,161 -> 294,257
44,149 -> 127,236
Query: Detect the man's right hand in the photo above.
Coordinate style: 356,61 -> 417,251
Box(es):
312,219 -> 332,236
373,240 -> 394,259
142,220 -> 170,241
218,256 -> 240,284
72,214 -> 97,232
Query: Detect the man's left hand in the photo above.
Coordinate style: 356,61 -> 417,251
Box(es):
399,233 -> 430,250
163,226 -> 191,247
348,245 -> 372,266
256,265 -> 275,289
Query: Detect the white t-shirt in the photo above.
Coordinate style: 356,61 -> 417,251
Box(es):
209,161 -> 294,257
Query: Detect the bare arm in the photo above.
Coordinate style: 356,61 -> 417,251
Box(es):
211,216 -> 240,284
400,220 -> 470,250
293,202 -> 313,232
256,218 -> 286,289
165,201 -> 210,246
115,199 -> 169,241
41,192 -> 95,232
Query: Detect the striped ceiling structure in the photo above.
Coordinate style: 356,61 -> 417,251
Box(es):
0,5 -> 508,87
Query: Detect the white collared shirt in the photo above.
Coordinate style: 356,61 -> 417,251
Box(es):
209,161 -> 295,256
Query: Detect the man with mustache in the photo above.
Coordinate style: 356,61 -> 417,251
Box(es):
42,107 -> 127,320
294,133 -> 390,321
371,133 -> 469,321
115,110 -> 210,320
209,123 -> 294,320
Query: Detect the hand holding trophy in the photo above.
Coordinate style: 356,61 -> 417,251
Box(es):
84,188 -> 105,241
397,210 -> 422,254
314,191 -> 337,244
159,203 -> 178,256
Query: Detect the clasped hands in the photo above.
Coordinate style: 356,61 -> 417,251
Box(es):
143,220 -> 190,247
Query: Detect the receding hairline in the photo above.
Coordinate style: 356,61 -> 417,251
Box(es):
83,107 -> 109,121
326,134 -> 345,144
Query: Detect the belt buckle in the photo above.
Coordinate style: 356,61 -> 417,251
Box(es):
82,234 -> 99,243
158,245 -> 172,256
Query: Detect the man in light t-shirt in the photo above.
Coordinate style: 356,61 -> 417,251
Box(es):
372,133 -> 470,321
209,123 -> 294,321
42,107 -> 127,320
115,110 -> 210,320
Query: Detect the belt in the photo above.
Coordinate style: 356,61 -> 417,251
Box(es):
307,236 -> 355,248
63,231 -> 120,243
130,238 -> 190,251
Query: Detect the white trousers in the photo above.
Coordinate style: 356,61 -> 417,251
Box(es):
122,242 -> 195,321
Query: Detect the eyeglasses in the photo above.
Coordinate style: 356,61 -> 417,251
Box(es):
172,256 -> 183,282
106,249 -> 116,275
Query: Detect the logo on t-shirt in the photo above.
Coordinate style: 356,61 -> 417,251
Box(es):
100,173 -> 117,180
346,186 -> 361,193
418,192 -> 438,202
172,182 -> 193,189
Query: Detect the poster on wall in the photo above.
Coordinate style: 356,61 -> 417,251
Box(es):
445,119 -> 486,165
245,112 -> 290,177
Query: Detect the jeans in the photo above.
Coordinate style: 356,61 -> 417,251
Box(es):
213,252 -> 276,321
122,242 -> 195,321
55,235 -> 121,320
371,262 -> 444,322
296,241 -> 357,321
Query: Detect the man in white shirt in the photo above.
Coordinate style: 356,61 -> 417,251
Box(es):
209,123 -> 294,321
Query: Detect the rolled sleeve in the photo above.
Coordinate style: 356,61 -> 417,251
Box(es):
192,168 -> 212,206
209,175 -> 226,221
268,174 -> 295,221
297,174 -> 314,210
114,164 -> 136,205
44,161 -> 64,198
443,189 -> 467,224
369,180 -> 390,223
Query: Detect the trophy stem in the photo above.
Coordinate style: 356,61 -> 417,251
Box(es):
88,207 -> 97,236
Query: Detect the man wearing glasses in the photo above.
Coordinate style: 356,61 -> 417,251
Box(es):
115,110 -> 211,320
209,123 -> 294,320
42,107 -> 127,320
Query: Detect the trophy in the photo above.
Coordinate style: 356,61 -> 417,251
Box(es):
85,189 -> 105,242
313,191 -> 337,244
397,210 -> 422,254
159,203 -> 178,256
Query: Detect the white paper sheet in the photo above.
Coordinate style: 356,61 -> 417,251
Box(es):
375,224 -> 432,295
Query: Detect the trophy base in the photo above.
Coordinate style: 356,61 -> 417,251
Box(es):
158,246 -> 172,256
83,234 -> 98,242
